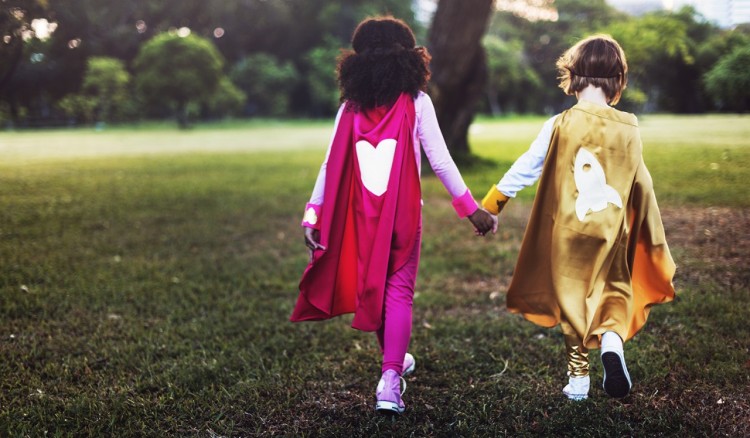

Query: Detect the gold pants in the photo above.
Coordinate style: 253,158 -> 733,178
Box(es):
561,320 -> 589,377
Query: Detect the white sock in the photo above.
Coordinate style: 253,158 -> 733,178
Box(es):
601,331 -> 623,352
563,375 -> 590,400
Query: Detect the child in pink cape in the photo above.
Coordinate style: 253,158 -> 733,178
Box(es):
481,35 -> 675,400
290,16 -> 496,414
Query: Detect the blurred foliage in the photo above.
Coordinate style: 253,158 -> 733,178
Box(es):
134,33 -> 224,127
486,0 -> 627,113
303,35 -> 343,116
605,11 -> 692,112
205,76 -> 246,119
704,44 -> 750,112
2,0 -> 750,126
483,35 -> 541,115
56,56 -> 133,123
605,7 -> 712,113
57,93 -> 95,123
0,0 -> 416,124
0,0 -> 48,87
230,53 -> 299,117
485,2 -> 750,114
82,57 -> 130,112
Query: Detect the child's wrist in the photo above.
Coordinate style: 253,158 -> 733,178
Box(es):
452,189 -> 478,218
481,185 -> 509,215
301,203 -> 322,229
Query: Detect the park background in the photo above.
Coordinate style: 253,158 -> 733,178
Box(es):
1,0 -> 749,436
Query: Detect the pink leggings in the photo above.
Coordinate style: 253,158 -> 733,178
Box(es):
375,224 -> 421,375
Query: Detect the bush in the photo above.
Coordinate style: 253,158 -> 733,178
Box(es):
205,77 -> 247,118
303,36 -> 341,117
230,53 -> 298,117
57,57 -> 137,126
704,44 -> 750,112
81,57 -> 131,122
57,94 -> 97,124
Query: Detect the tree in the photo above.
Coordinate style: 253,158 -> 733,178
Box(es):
0,0 -> 51,123
81,57 -> 130,122
57,94 -> 96,124
605,7 -> 710,112
303,36 -> 341,117
57,57 -> 131,124
704,44 -> 750,112
484,35 -> 541,115
428,0 -> 494,159
0,0 -> 48,89
3,0 -> 422,124
134,32 -> 224,127
230,53 -> 298,117
205,76 -> 246,118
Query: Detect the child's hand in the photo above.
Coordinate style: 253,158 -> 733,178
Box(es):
468,208 -> 496,236
304,227 -> 326,261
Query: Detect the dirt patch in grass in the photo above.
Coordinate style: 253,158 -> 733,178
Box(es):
466,204 -> 750,290
662,207 -> 750,287
423,205 -> 750,321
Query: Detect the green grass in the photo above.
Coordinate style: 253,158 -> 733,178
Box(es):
466,114 -> 750,206
0,120 -> 334,164
0,115 -> 748,436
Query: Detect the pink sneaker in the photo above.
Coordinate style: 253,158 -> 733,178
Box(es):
402,353 -> 415,377
375,370 -> 406,414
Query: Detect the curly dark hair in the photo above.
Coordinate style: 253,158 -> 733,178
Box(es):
337,16 -> 431,111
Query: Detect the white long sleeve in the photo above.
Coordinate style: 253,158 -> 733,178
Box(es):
415,92 -> 471,199
307,103 -> 346,206
496,114 -> 559,198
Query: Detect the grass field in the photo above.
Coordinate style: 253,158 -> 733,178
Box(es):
0,115 -> 748,436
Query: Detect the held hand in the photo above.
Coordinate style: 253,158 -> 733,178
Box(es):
468,208 -> 496,236
303,227 -> 326,261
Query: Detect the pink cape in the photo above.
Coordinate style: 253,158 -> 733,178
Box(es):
290,94 -> 421,331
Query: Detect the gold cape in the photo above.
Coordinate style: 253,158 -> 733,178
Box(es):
506,101 -> 676,348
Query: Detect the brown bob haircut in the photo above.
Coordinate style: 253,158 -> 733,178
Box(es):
556,34 -> 628,105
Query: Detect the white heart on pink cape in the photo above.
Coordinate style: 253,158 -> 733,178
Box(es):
355,139 -> 397,196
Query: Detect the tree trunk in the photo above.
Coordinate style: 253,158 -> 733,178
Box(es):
487,87 -> 502,116
428,0 -> 494,160
0,38 -> 23,91
176,102 -> 190,129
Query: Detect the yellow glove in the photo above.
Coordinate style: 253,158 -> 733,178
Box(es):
481,185 -> 509,215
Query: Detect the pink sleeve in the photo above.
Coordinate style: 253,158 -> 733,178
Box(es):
416,93 -> 478,218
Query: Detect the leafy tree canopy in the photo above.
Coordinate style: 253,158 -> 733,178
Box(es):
134,32 -> 224,126
0,0 -> 49,88
704,44 -> 750,112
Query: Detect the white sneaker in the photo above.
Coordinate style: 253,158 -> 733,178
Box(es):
563,375 -> 590,401
601,331 -> 632,398
402,353 -> 415,377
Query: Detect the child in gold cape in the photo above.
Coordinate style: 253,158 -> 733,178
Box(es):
481,35 -> 676,400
